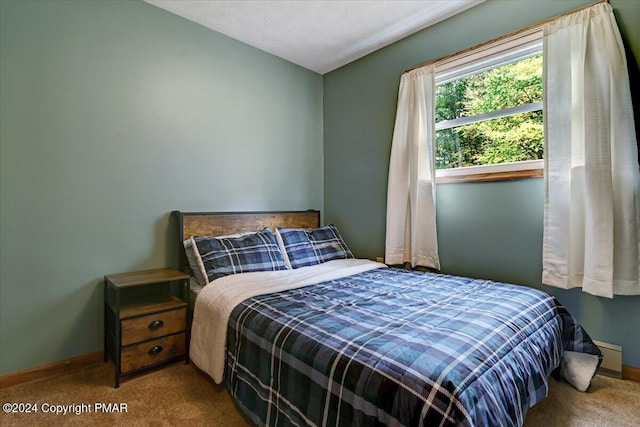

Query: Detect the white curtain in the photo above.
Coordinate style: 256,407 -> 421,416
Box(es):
385,67 -> 440,269
542,3 -> 640,298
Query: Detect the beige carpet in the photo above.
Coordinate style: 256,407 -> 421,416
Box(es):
1,362 -> 638,426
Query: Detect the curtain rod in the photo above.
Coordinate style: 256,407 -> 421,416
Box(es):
403,0 -> 608,74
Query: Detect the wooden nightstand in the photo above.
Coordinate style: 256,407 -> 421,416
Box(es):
104,268 -> 190,387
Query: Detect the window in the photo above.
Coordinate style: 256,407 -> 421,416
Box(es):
433,30 -> 544,183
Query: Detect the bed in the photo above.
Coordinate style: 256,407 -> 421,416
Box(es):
173,210 -> 602,427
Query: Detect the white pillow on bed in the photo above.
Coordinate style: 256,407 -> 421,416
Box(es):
275,229 -> 293,269
183,239 -> 207,285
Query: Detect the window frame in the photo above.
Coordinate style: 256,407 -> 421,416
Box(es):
433,29 -> 544,183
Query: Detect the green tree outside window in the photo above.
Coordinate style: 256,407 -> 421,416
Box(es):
435,55 -> 543,169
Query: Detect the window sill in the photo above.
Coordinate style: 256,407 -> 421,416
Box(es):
435,159 -> 543,184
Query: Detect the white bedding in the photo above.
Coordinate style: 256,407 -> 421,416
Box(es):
189,258 -> 386,384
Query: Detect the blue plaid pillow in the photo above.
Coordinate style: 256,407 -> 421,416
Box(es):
191,228 -> 287,282
276,224 -> 353,269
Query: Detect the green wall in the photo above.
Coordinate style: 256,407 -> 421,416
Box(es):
323,0 -> 640,366
0,0 -> 323,375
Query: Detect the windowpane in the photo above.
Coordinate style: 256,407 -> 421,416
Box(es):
435,111 -> 543,170
435,53 -> 543,171
435,55 -> 542,122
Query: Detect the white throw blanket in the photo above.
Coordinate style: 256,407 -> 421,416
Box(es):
189,259 -> 386,384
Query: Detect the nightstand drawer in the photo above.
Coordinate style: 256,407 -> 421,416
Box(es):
121,308 -> 186,346
121,333 -> 186,373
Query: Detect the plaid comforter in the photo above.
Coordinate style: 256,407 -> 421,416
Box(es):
224,267 -> 600,427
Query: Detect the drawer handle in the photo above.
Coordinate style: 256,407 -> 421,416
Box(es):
148,345 -> 163,355
148,320 -> 164,330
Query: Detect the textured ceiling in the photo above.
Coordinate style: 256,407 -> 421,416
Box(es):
144,0 -> 485,74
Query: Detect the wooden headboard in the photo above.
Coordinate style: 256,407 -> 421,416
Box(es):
171,210 -> 320,273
